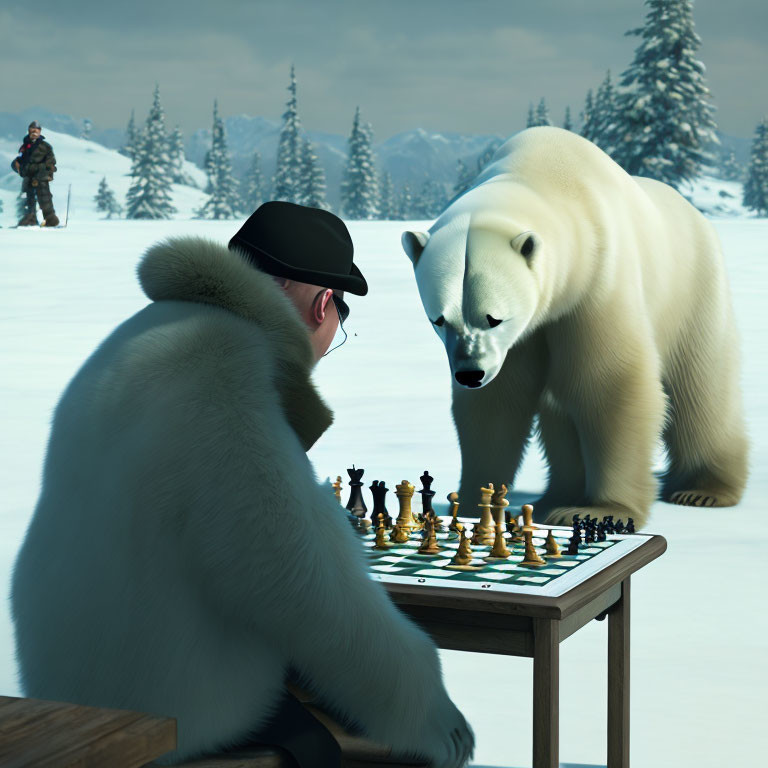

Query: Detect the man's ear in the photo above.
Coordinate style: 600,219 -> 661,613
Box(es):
312,289 -> 332,325
401,231 -> 430,267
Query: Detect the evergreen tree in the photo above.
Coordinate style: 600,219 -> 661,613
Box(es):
242,150 -> 265,213
81,118 -> 92,141
612,0 -> 718,187
720,149 -> 744,182
94,177 -> 122,218
341,108 -> 379,219
273,64 -> 304,203
580,89 -> 595,138
198,100 -> 241,219
397,183 -> 413,219
584,71 -> 621,156
526,103 -> 536,128
378,171 -> 397,219
121,110 -> 138,160
743,118 -> 768,216
563,106 -> 573,131
16,189 -> 29,220
453,158 -> 476,198
125,85 -> 176,219
299,137 -> 330,210
476,139 -> 502,174
413,178 -> 446,219
535,98 -> 552,126
169,125 -> 194,185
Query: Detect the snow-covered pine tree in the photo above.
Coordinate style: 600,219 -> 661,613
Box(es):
743,117 -> 768,216
413,178 -> 446,219
242,150 -> 265,214
526,103 -> 536,128
341,108 -> 379,219
299,137 -> 330,210
580,89 -> 595,138
535,98 -> 552,127
453,158 -> 476,198
612,0 -> 718,187
476,140 -> 502,174
720,149 -> 744,182
81,118 -> 92,141
585,71 -> 621,156
120,110 -> 138,160
397,183 -> 413,219
378,171 -> 397,219
16,190 -> 29,220
198,101 -> 240,219
125,85 -> 176,219
169,125 -> 194,186
563,106 -> 573,131
273,64 -> 304,203
94,177 -> 123,218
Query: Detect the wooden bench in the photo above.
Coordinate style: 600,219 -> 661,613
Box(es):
0,695 -> 425,768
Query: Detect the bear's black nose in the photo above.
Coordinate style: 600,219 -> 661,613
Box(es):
455,370 -> 485,388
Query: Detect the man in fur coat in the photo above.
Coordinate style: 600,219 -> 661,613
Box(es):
12,120 -> 59,226
10,202 -> 474,768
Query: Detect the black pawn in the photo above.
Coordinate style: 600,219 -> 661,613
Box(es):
567,529 -> 581,555
614,519 -> 625,534
345,465 -> 367,518
369,481 -> 392,528
596,522 -> 606,542
626,518 -> 635,534
418,470 -> 436,517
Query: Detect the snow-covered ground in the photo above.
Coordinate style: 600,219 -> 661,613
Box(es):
0,214 -> 766,768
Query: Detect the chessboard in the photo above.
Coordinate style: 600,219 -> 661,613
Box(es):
334,466 -> 653,598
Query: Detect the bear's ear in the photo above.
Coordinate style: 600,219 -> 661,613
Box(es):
401,231 -> 430,267
511,230 -> 537,259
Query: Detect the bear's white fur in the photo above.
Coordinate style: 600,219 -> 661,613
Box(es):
402,127 -> 748,527
10,237 -> 473,767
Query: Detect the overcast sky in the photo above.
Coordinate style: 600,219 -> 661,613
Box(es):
1,0 -> 766,140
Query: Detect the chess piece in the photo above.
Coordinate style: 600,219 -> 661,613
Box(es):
472,484 -> 496,546
566,525 -> 581,555
491,484 -> 509,527
418,519 -> 441,555
373,522 -> 390,550
488,523 -> 511,558
545,530 -> 562,557
596,522 -> 607,542
390,524 -> 410,544
615,519 -> 625,534
369,480 -> 392,528
332,475 -> 342,503
451,528 -> 474,566
626,518 -> 635,534
394,480 -> 417,532
520,529 -> 546,566
447,492 -> 460,532
418,470 -> 436,518
521,503 -> 536,532
345,465 -> 367,518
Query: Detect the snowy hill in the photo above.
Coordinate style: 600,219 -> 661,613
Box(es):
0,130 -> 207,227
681,174 -> 750,218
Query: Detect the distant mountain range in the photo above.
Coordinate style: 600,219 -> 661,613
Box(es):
0,106 -> 752,211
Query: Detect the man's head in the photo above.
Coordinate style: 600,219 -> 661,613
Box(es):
28,121 -> 41,140
229,202 -> 364,362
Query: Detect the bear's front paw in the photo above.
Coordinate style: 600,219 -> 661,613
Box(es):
543,504 -> 648,529
391,696 -> 474,768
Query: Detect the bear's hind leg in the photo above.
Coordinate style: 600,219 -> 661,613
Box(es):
661,335 -> 748,508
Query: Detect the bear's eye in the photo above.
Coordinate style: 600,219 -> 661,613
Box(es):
432,315 -> 445,327
487,315 -> 502,328
520,236 -> 535,258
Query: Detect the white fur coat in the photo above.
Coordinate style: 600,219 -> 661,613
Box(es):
10,237 -> 473,767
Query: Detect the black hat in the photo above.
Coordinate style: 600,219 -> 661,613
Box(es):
28,120 -> 41,130
229,201 -> 368,296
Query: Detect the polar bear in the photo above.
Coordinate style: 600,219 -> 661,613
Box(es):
402,126 -> 748,528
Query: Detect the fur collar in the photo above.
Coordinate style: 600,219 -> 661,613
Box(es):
137,236 -> 333,450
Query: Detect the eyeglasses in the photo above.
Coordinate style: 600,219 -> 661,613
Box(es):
320,290 -> 349,357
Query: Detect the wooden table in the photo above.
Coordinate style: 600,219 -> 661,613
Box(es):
0,695 -> 176,768
380,529 -> 667,768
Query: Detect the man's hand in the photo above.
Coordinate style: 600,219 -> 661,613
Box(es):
11,159 -> 20,174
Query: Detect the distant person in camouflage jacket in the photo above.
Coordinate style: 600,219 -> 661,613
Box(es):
12,120 -> 59,227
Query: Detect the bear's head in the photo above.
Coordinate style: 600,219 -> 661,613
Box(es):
402,183 -> 545,389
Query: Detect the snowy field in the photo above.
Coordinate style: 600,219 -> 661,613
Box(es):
1,214 -> 766,768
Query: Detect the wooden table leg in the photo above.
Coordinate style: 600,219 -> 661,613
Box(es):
608,577 -> 630,767
533,617 -> 559,768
